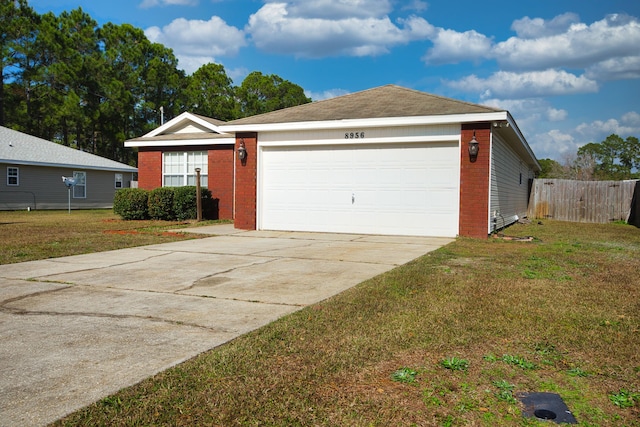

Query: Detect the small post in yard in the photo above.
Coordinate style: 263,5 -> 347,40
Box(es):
195,168 -> 202,222
61,176 -> 77,214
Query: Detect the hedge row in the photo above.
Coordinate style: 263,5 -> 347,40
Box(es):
113,187 -> 217,221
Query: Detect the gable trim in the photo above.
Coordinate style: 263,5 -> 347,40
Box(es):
144,112 -> 228,138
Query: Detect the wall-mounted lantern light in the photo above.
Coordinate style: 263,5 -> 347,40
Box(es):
468,131 -> 479,161
238,139 -> 247,162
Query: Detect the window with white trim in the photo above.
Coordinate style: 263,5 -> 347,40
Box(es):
7,167 -> 19,186
163,151 -> 208,187
73,171 -> 86,198
115,173 -> 123,189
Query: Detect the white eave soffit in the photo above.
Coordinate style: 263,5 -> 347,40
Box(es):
220,112 -> 510,133
124,137 -> 236,148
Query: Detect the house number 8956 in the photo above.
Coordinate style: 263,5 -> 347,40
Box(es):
345,132 -> 365,139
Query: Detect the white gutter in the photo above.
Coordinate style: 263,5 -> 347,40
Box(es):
220,112 -> 510,133
1,159 -> 137,172
124,137 -> 235,148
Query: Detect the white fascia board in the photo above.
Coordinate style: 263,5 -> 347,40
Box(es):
221,112 -> 509,133
2,159 -> 137,172
124,137 -> 236,148
259,134 -> 461,147
144,112 -> 225,137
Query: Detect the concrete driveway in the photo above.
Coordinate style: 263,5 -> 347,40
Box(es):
0,224 -> 452,427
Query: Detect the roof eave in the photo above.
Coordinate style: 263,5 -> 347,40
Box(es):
220,111 -> 509,133
124,137 -> 235,148
1,159 -> 137,172
506,112 -> 541,171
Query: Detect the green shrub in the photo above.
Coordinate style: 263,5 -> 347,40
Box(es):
113,188 -> 149,220
148,187 -> 175,220
173,186 -> 214,220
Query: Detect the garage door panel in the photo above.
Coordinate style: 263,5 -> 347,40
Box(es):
261,143 -> 459,237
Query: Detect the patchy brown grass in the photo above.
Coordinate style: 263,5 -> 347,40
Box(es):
0,210 -> 218,265
40,219 -> 640,426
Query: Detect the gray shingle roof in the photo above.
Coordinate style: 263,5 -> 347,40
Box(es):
0,126 -> 137,172
226,85 -> 503,125
190,113 -> 226,126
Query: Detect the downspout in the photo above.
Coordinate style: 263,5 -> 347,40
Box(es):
488,127 -> 494,235
233,141 -> 236,219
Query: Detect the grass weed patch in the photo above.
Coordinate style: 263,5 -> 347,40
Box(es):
440,357 -> 470,372
46,220 -> 640,426
609,390 -> 640,408
391,367 -> 419,384
0,210 -> 219,264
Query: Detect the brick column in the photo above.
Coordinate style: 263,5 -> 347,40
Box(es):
208,146 -> 234,220
137,149 -> 162,190
234,133 -> 257,230
459,123 -> 491,239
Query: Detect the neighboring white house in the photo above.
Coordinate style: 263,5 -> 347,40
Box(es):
1,126 -> 137,210
126,85 -> 540,238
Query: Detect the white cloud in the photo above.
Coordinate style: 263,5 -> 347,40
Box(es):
527,112 -> 640,160
510,13 -> 580,39
145,16 -> 246,73
422,28 -> 492,64
531,129 -> 578,159
401,0 -> 429,13
481,98 -> 568,150
279,0 -> 393,20
246,2 -> 433,58
622,111 -> 640,126
546,108 -> 568,122
305,88 -> 350,101
493,14 -> 640,71
585,55 -> 640,81
172,56 -> 215,75
227,67 -> 249,85
140,0 -> 197,8
576,117 -> 640,140
420,12 -> 640,88
447,69 -> 598,99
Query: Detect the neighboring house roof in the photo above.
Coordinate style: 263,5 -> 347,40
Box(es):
225,85 -> 502,126
0,126 -> 137,172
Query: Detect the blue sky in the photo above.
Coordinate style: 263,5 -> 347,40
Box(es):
28,0 -> 640,162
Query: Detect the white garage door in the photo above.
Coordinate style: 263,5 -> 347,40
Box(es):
260,142 -> 460,237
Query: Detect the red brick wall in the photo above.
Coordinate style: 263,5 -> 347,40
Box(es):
459,123 -> 491,239
208,146 -> 234,220
234,133 -> 258,230
137,149 -> 162,190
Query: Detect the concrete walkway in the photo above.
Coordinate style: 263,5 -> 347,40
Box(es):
0,224 -> 452,426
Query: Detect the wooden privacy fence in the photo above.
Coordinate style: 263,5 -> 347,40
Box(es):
528,179 -> 639,224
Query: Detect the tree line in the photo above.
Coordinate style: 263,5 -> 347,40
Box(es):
538,134 -> 640,181
1,0 -> 310,165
